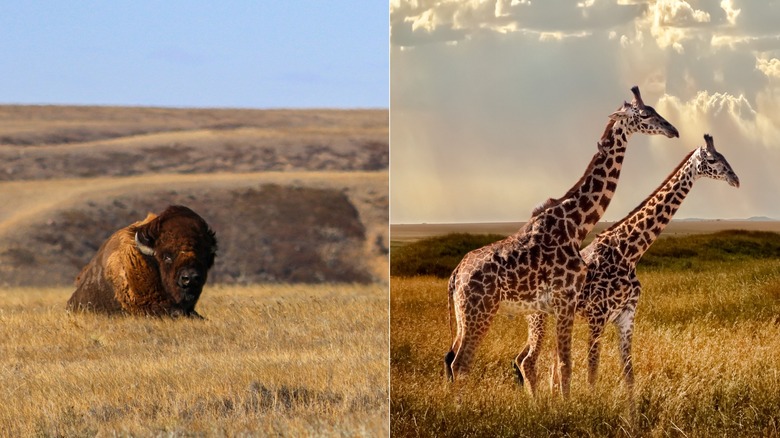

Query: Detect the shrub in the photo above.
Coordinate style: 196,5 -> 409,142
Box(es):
390,233 -> 506,277
391,229 -> 780,276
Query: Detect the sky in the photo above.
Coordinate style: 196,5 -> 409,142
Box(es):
0,2 -> 388,108
390,0 -> 780,223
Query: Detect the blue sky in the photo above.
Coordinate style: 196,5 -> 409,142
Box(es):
0,2 -> 388,108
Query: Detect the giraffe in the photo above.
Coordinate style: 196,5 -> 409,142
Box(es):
516,134 -> 739,392
444,86 -> 679,397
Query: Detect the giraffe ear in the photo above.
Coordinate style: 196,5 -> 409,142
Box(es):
608,102 -> 630,121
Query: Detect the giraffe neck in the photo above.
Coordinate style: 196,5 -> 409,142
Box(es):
552,118 -> 631,245
603,149 -> 698,265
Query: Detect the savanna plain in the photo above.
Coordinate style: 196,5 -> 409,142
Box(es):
391,225 -> 780,437
0,105 -> 389,435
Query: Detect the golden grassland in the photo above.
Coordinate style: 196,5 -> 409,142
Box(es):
0,106 -> 386,156
391,260 -> 780,437
0,283 -> 388,436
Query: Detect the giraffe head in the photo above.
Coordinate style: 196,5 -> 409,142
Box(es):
608,86 -> 679,138
692,134 -> 740,187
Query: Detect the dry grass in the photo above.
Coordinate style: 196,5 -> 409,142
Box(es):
0,284 -> 388,436
0,106 -> 388,180
391,259 -> 780,436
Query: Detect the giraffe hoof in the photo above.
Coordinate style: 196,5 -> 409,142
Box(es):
513,361 -> 525,386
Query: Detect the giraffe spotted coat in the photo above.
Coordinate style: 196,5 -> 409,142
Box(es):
517,134 -> 740,390
444,87 -> 679,397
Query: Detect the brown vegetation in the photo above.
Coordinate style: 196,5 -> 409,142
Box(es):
0,106 -> 387,179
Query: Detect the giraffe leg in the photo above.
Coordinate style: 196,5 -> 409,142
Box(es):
449,299 -> 499,381
615,308 -> 636,391
513,344 -> 529,386
551,304 -> 576,397
514,313 -> 547,396
586,320 -> 606,388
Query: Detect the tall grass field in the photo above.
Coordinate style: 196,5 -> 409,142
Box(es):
0,284 -> 388,436
391,230 -> 780,437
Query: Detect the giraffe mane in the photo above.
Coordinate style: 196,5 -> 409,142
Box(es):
598,117 -> 618,147
602,148 -> 697,234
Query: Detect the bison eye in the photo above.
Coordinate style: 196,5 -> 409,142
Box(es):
163,254 -> 174,264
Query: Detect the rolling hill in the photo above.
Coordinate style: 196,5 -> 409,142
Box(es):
0,105 -> 388,287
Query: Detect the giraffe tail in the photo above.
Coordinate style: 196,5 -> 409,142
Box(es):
444,268 -> 458,381
446,268 -> 457,345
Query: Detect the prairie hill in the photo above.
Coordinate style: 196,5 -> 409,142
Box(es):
0,106 -> 386,179
0,106 -> 388,287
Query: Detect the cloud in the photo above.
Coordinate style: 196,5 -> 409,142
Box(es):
644,0 -> 710,53
720,0 -> 741,25
756,56 -> 780,79
391,2 -> 780,223
390,0 -> 642,47
657,90 -> 780,151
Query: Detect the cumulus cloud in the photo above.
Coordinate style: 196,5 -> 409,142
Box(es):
645,0 -> 710,53
658,91 -> 753,129
658,90 -> 780,152
720,0 -> 741,26
756,56 -> 780,79
391,0 -> 642,47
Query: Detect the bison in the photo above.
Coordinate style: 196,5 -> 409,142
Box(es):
66,205 -> 217,317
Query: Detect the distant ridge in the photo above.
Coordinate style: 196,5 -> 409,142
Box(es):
745,216 -> 779,221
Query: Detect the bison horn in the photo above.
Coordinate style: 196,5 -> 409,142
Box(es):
135,231 -> 156,256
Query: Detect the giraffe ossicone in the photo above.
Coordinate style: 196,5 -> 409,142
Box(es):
444,86 -> 679,397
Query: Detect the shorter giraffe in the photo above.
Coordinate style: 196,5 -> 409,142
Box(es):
515,134 -> 739,391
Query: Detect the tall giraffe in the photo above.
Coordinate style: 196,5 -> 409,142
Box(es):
444,87 -> 679,396
516,134 -> 739,391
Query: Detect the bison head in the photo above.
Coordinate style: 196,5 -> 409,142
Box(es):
132,205 -> 217,315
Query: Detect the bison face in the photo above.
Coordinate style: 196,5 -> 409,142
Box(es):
132,206 -> 217,314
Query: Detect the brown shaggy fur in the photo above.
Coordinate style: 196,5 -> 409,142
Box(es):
66,205 -> 217,317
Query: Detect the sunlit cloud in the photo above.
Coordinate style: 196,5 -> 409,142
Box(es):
391,0 -> 643,47
756,56 -> 780,79
658,90 -> 780,151
645,0 -> 710,53
720,0 -> 741,26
